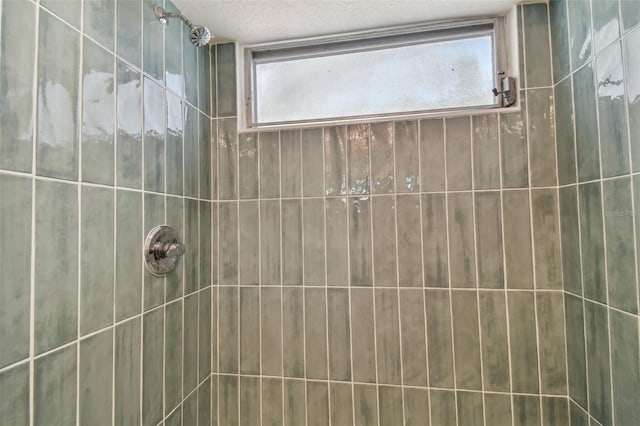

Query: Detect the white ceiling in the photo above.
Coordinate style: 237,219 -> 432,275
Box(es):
172,0 -> 521,45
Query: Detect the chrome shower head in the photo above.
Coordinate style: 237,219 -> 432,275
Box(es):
154,5 -> 212,47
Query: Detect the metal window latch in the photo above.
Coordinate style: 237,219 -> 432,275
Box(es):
492,73 -> 517,107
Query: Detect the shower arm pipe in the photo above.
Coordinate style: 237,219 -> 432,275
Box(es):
155,6 -> 194,29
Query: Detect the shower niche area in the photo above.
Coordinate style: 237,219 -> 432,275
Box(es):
1,0 -> 640,425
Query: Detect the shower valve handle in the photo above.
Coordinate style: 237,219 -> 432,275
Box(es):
152,241 -> 186,259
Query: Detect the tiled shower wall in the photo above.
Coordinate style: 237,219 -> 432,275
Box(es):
551,0 -> 640,425
212,4 -> 570,425
0,0 -> 219,424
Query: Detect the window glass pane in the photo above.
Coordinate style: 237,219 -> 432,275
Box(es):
254,34 -> 495,124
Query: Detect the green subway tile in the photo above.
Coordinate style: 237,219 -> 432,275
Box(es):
199,288 -> 212,380
142,0 -> 163,81
399,289 -> 428,386
282,288 -> 305,378
565,294 -> 588,408
0,0 -> 35,173
116,61 -> 142,189
513,395 -> 541,426
503,190 -> 534,289
579,182 -> 606,303
116,0 -> 142,67
574,63 -> 600,182
220,202 -> 238,284
555,77 -> 576,185
404,387 -> 430,426
350,288 -> 377,383
114,318 -> 141,425
479,292 -> 510,392
219,376 -> 238,426
0,363 -> 29,426
584,301 -> 612,426
501,92 -> 529,188
536,292 -> 568,394
475,192 -> 504,289
425,289 -> 455,388
348,124 -> 370,194
451,291 -> 482,390
260,200 -> 281,285
330,383 -> 353,425
239,287 -> 260,374
81,186 -> 114,335
240,377 -> 260,425
37,11 -> 80,180
532,189 -> 562,289
626,29 -> 640,172
166,92 -> 184,195
603,177 -> 638,313
217,43 -> 237,117
447,192 -> 476,288
284,380 -> 306,426
79,329 -> 113,426
164,0 -> 184,97
305,288 -> 328,379
142,308 -> 163,426
473,114 -> 500,190
591,0 -> 620,54
238,201 -> 259,284
394,120 -> 420,192
303,198 -> 325,285
523,3 -> 552,87
457,391 -> 484,426
375,288 -> 402,385
34,345 -> 77,426
261,287 -> 283,376
560,186 -> 581,295
353,384 -> 378,426
635,176 -> 640,290
41,0 -> 81,29
262,378 -> 283,426
528,88 -> 557,187
260,131 -> 280,198
307,382 -> 329,426
420,118 -> 446,191
184,104 -> 199,198
517,6 -> 525,78
349,197 -> 373,287
570,401 -> 589,426
597,43 -> 630,178
115,190 -> 142,320
327,288 -> 351,381
378,386 -> 403,426
218,118 -> 238,200
34,180 -> 78,354
183,391 -> 197,426
211,289 -> 218,372
508,291 -> 540,393
484,393 -> 513,426
198,45 -> 212,115
567,0 -> 592,69
282,200 -> 303,285
621,0 -> 640,32
302,128 -> 324,196
183,293 -> 198,392
542,397 -> 569,426
396,195 -> 423,286
446,116 -> 472,190
430,390 -> 457,425
143,193 -> 165,309
0,175 -> 31,367
165,300 -> 183,414
422,193 -> 449,287
550,0 -> 571,83
143,77 -> 165,192
370,122 -> 395,194
166,407 -> 181,426
200,201 -> 212,287
183,22 -> 198,107
280,130 -> 302,198
372,195 -> 397,286
324,126 -> 347,196
83,0 -> 114,50
325,197 -> 348,286
219,287 -> 238,373
238,133 -> 258,198
610,309 -> 640,426
211,204 -> 218,286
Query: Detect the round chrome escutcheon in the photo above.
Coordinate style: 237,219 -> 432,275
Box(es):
144,225 -> 186,277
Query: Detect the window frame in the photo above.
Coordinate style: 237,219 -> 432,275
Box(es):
239,15 -> 516,130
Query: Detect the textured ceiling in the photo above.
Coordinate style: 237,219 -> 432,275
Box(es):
171,0 -> 520,45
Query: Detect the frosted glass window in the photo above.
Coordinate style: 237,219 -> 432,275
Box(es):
249,23 -> 499,125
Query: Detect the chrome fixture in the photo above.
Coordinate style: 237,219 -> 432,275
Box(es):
144,225 -> 186,276
154,5 -> 212,47
492,73 -> 517,107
